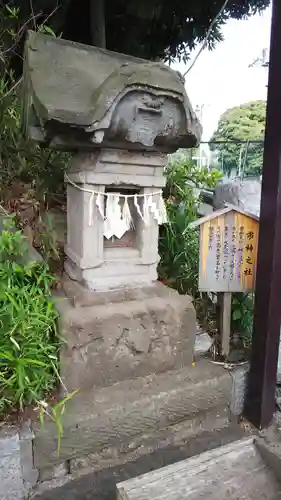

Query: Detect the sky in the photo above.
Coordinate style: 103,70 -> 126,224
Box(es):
172,3 -> 272,141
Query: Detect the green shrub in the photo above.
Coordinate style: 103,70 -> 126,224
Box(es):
231,293 -> 254,349
0,5 -> 69,207
158,156 -> 222,296
0,217 -> 60,414
0,74 -> 69,205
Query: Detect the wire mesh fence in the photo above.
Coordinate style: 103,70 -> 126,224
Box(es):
177,140 -> 264,180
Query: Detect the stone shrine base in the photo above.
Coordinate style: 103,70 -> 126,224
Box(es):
32,358 -> 238,485
1,359 -> 251,499
57,278 -> 196,393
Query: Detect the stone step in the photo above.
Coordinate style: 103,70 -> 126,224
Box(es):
32,359 -> 236,472
33,421 -> 246,498
116,438 -> 281,500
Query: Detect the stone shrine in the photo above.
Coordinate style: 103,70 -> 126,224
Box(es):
22,31 -> 202,393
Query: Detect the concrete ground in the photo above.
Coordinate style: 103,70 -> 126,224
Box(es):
37,424 -> 245,500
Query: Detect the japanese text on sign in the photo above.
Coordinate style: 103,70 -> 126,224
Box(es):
199,211 -> 259,293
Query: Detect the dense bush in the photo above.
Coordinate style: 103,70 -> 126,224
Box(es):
0,5 -> 68,207
0,217 -> 60,414
158,155 -> 222,296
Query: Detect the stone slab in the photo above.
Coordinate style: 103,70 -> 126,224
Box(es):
56,282 -> 196,391
64,258 -> 159,291
67,171 -> 166,188
230,363 -> 250,415
32,423 -> 246,500
116,437 -> 281,500
0,429 -> 24,500
68,407 -> 231,477
32,359 -> 233,469
62,277 -> 173,307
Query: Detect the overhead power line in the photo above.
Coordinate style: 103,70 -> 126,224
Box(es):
183,0 -> 230,77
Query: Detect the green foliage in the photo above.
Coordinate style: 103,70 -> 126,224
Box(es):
39,389 -> 79,457
0,76 -> 69,203
231,293 -> 254,348
158,156 -> 222,296
39,213 -> 61,262
1,0 -> 270,66
0,5 -> 68,205
0,217 -> 60,414
210,101 -> 266,177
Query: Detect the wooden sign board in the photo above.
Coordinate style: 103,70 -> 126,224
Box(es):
190,206 -> 259,293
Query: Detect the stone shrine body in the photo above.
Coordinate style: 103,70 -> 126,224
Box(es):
22,31 -> 202,393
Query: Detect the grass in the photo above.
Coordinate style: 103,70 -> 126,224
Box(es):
0,217 -> 60,415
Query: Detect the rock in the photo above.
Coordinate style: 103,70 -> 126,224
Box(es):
214,179 -> 261,217
125,327 -> 152,354
0,429 -> 24,500
227,349 -> 246,363
194,332 -> 213,355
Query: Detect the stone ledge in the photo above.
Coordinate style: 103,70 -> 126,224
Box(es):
32,360 -> 233,469
56,282 -> 196,391
31,411 -> 244,498
62,276 -> 184,308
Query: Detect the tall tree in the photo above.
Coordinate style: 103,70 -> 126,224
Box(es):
210,100 -> 266,177
2,0 -> 270,64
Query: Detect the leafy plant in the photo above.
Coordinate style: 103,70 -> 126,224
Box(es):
0,4 -> 69,209
158,156 -> 221,297
0,216 -> 60,414
39,389 -> 79,456
39,212 -> 61,262
158,155 -> 222,296
231,293 -> 254,348
158,200 -> 200,296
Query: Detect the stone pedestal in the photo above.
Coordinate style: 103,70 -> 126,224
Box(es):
58,278 -> 196,392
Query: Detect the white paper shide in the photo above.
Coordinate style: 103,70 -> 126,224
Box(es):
94,191 -> 168,239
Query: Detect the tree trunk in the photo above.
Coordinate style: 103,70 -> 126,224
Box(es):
90,0 -> 106,48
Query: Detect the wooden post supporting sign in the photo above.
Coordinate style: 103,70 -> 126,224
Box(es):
220,292 -> 232,358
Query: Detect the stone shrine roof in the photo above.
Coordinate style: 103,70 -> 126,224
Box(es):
22,31 -> 202,152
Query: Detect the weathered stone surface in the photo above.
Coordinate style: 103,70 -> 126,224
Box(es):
32,359 -> 233,469
56,281 -> 196,391
39,462 -> 69,483
256,439 -> 281,484
0,428 -> 24,500
22,32 -> 201,152
230,364 -> 249,416
116,437 -> 281,500
64,150 -> 165,291
194,331 -> 213,355
62,276 -> 172,307
19,421 -> 39,493
31,422 -> 246,499
214,179 -> 261,217
68,407 -> 232,477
